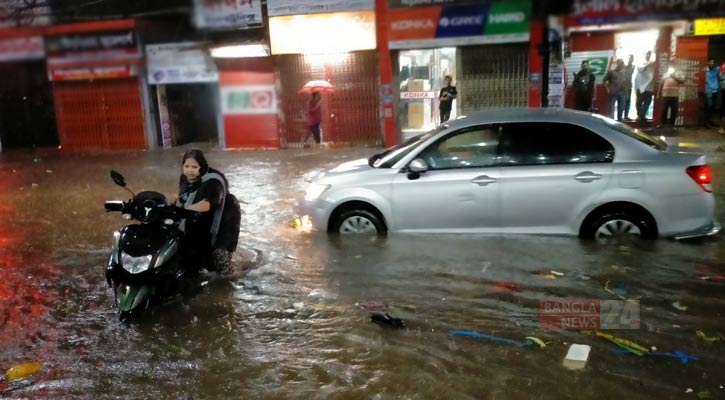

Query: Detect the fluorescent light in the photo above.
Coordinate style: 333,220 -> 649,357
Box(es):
210,44 -> 269,58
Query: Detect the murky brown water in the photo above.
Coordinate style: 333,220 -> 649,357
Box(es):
1,140 -> 724,399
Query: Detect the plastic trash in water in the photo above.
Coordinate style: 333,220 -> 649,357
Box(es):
563,344 -> 591,370
370,313 -> 405,329
449,330 -> 546,349
672,301 -> 688,311
308,288 -> 337,301
582,330 -> 649,356
3,361 -> 41,383
611,348 -> 699,364
494,282 -> 521,292
696,330 -> 720,343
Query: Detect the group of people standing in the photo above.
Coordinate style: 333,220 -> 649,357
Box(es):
573,51 -> 659,123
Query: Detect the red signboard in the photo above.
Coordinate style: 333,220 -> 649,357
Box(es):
49,65 -> 137,81
568,0 -> 725,25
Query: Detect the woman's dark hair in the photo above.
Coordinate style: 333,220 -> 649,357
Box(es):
181,149 -> 209,175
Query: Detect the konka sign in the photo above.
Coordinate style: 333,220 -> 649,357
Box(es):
569,0 -> 725,25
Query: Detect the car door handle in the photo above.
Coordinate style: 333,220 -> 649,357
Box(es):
471,175 -> 497,186
574,172 -> 602,182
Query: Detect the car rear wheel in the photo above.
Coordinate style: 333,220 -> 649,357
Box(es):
582,210 -> 656,241
331,209 -> 386,235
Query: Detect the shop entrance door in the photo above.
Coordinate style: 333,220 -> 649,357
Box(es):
397,47 -> 457,140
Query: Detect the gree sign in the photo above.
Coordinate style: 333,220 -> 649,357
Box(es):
221,85 -> 277,115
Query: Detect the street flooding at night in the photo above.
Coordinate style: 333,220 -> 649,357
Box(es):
0,145 -> 723,399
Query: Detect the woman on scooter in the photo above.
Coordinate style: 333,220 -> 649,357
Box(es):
178,149 -> 241,274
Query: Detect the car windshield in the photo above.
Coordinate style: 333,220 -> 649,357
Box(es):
605,120 -> 667,151
369,126 -> 445,168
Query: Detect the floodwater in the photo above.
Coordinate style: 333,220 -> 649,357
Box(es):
0,139 -> 724,400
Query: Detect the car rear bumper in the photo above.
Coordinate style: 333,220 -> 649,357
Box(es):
674,222 -> 721,240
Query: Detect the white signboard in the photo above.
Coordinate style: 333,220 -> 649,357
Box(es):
192,0 -> 263,30
401,91 -> 436,99
221,85 -> 277,115
0,36 -> 44,62
146,42 -> 219,84
267,0 -> 374,16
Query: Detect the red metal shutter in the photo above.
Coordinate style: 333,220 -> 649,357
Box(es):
53,79 -> 145,150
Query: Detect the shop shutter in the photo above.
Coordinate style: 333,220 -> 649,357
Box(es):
459,44 -> 529,115
674,36 -> 708,127
53,79 -> 145,150
276,50 -> 382,148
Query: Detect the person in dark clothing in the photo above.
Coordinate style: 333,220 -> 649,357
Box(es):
177,149 -> 241,274
573,60 -> 596,112
603,59 -> 628,122
306,92 -> 322,144
438,75 -> 457,124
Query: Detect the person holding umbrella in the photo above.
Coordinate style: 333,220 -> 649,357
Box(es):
307,91 -> 322,144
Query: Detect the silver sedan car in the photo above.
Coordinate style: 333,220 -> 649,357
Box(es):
300,109 -> 719,241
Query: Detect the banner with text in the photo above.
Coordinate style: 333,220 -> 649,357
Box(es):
267,0 -> 373,16
388,0 -> 530,49
0,36 -> 44,62
192,0 -> 263,30
568,0 -> 725,26
146,42 -> 219,85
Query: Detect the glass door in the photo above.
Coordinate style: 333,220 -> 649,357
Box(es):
398,47 -> 456,140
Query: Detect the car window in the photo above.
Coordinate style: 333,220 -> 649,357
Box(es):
604,119 -> 667,151
373,126 -> 445,168
500,122 -> 614,166
418,125 -> 501,170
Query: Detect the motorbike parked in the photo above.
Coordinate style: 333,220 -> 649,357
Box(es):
104,170 -> 206,320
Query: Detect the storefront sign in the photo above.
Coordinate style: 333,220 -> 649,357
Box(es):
388,0 -> 483,8
0,36 -> 44,62
569,0 -> 725,26
221,85 -> 277,115
49,65 -> 138,81
45,30 -> 141,68
565,51 -> 613,84
269,11 -> 376,54
192,0 -> 263,30
267,0 -> 373,16
0,0 -> 50,28
46,30 -> 136,53
146,42 -> 219,84
695,17 -> 725,35
388,1 -> 530,49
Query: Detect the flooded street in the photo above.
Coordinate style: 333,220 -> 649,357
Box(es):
1,141 -> 724,399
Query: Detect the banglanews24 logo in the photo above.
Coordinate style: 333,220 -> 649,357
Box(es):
540,300 -> 640,330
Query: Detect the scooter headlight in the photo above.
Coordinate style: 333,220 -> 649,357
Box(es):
121,253 -> 152,274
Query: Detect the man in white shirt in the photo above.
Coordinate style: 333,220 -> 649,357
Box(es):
634,51 -> 655,122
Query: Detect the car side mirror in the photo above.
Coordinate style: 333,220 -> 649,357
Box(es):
407,158 -> 429,180
110,170 -> 126,187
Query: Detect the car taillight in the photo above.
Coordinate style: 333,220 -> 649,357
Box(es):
686,165 -> 712,192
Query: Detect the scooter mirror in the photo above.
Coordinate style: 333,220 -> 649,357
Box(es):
110,170 -> 127,187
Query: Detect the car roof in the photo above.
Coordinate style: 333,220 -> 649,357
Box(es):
443,108 -> 606,130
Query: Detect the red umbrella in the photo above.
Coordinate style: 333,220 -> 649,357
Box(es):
299,80 -> 334,94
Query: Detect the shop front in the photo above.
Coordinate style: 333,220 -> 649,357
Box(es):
0,28 -> 56,150
146,42 -> 221,148
45,20 -> 148,150
268,0 -> 381,148
386,0 -> 532,140
564,0 -> 725,127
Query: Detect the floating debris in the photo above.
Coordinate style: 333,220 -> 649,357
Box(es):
672,301 -> 688,312
563,344 -> 591,370
371,313 -> 405,329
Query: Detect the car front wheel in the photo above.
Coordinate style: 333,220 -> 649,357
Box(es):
330,209 -> 386,235
582,210 -> 657,241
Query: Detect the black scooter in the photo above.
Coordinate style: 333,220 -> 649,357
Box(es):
104,170 -> 206,320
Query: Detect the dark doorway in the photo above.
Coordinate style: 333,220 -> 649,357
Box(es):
0,61 -> 58,148
164,83 -> 219,146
